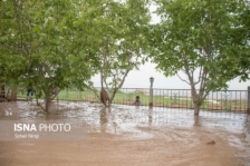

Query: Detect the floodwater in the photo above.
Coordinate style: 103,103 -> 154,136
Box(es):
0,101 -> 250,166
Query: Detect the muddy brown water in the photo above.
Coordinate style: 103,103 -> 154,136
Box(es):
0,101 -> 250,166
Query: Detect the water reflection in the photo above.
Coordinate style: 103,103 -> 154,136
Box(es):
193,116 -> 201,127
2,101 -> 249,137
244,115 -> 250,142
100,107 -> 108,133
148,108 -> 152,126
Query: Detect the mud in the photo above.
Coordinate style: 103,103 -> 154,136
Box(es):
0,101 -> 250,166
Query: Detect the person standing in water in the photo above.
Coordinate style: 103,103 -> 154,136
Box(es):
133,96 -> 142,106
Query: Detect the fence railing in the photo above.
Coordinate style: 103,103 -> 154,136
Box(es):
15,87 -> 249,113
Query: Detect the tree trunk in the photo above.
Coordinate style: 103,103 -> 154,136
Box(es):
190,85 -> 202,116
10,87 -> 17,101
44,97 -> 51,113
194,103 -> 200,116
0,85 -> 5,98
107,100 -> 112,107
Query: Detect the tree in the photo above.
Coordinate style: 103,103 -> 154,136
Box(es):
149,0 -> 249,115
87,0 -> 151,106
231,1 -> 250,80
0,0 -> 100,113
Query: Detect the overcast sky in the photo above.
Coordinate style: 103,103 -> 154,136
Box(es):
91,62 -> 250,90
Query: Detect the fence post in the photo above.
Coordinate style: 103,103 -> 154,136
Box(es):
248,86 -> 250,114
149,88 -> 153,107
149,77 -> 154,107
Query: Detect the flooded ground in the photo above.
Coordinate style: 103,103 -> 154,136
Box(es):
0,101 -> 250,166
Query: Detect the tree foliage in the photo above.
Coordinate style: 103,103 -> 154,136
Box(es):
86,0 -> 151,105
0,0 -> 152,110
0,0 -> 100,112
150,0 -> 249,115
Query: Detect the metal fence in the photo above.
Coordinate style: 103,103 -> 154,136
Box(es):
39,87 -> 249,114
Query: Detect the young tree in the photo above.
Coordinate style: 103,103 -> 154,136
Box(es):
149,0 -> 249,115
88,0 -> 151,106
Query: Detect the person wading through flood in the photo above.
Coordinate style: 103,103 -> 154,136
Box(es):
133,96 -> 142,106
27,87 -> 34,100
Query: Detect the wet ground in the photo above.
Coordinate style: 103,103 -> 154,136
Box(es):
0,101 -> 250,166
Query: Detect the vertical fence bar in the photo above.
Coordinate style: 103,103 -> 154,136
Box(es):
247,86 -> 250,114
240,91 -> 242,112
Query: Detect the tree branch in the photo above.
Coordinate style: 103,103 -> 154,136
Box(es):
177,72 -> 190,85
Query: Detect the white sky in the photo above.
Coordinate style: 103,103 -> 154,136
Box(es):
91,62 -> 250,90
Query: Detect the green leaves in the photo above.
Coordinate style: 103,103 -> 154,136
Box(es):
1,0 -> 155,109
148,0 -> 250,114
92,0 -> 150,91
151,0 -> 249,83
0,0 -> 100,101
